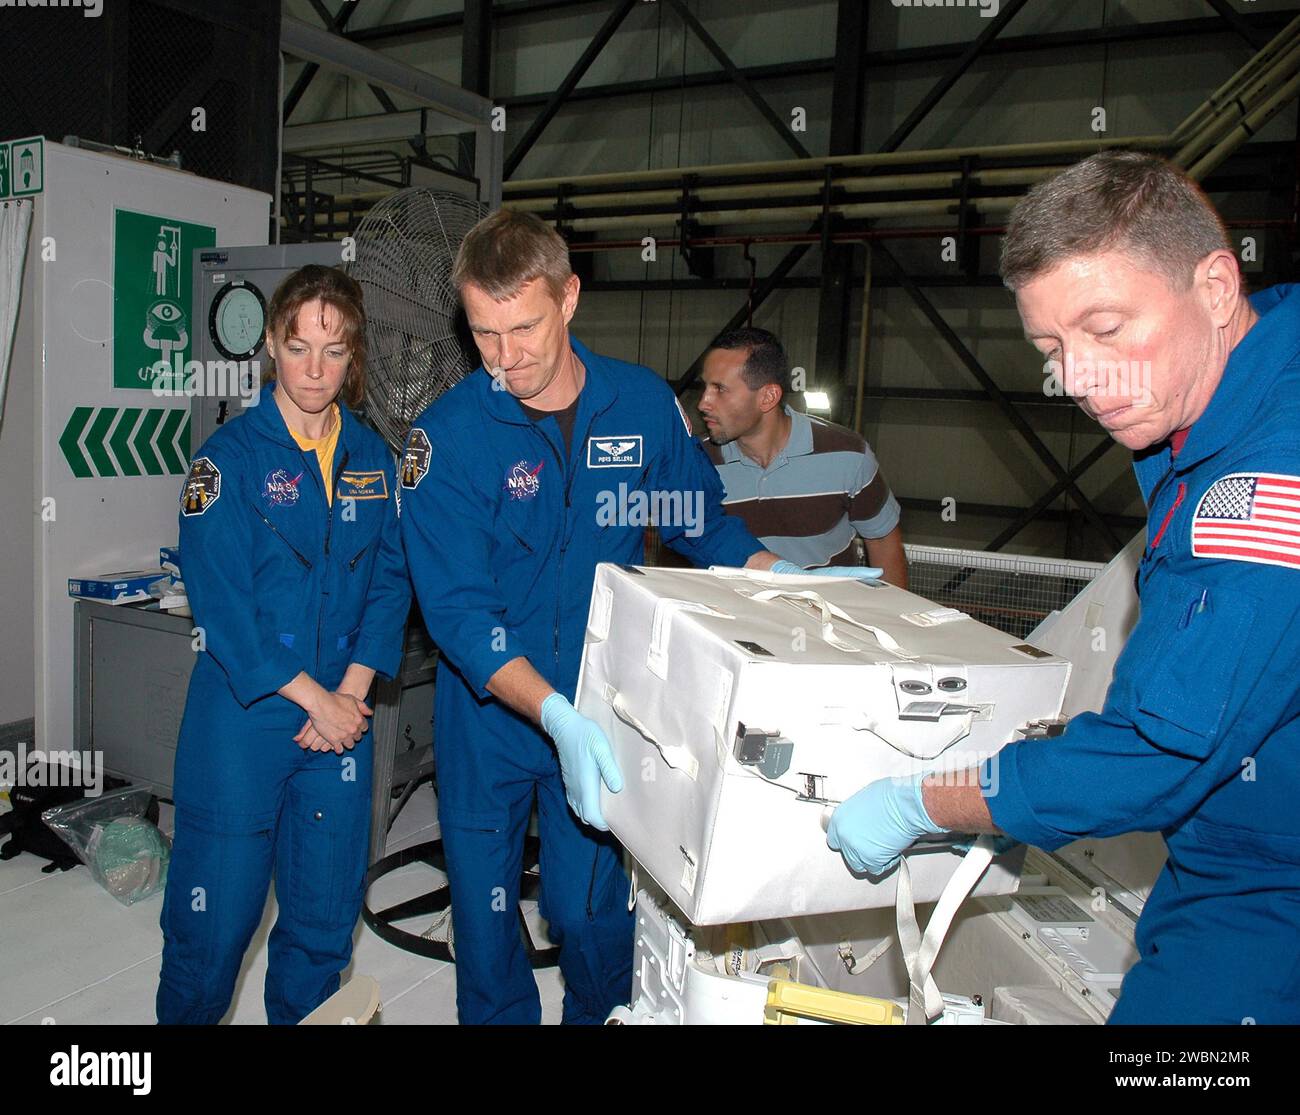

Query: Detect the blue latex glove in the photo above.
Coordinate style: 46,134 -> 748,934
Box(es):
826,773 -> 947,876
771,558 -> 884,583
540,693 -> 624,831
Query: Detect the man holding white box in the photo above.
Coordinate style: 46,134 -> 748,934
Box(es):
830,151 -> 1300,1025
398,210 -> 877,1025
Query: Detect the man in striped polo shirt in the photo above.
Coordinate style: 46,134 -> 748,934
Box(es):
697,327 -> 908,587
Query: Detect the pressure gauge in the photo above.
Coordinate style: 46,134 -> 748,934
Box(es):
209,280 -> 267,360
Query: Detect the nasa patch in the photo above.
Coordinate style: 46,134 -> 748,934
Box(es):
587,435 -> 643,469
263,468 -> 303,507
401,428 -> 431,489
505,459 -> 544,500
180,457 -> 221,517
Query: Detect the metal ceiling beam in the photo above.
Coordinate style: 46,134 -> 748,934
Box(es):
663,0 -> 810,160
492,13 -> 1297,110
816,0 -> 869,416
1201,0 -> 1271,50
461,0 -> 494,177
985,437 -> 1120,552
346,0 -> 598,42
463,0 -> 493,96
284,109 -> 470,151
875,242 -> 1123,552
880,0 -> 1033,153
503,0 -> 639,179
281,14 -> 492,126
672,243 -> 814,396
283,1 -> 360,123
500,57 -> 834,108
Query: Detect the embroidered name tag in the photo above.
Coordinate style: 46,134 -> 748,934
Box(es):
587,435 -> 643,469
337,469 -> 389,501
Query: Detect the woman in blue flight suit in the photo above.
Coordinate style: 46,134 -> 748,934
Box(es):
157,266 -> 410,1025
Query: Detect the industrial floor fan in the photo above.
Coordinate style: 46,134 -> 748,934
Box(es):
347,189 -> 560,969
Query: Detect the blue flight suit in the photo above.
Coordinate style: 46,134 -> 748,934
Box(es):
157,384 -> 410,1025
984,284 -> 1300,1024
399,337 -> 763,1024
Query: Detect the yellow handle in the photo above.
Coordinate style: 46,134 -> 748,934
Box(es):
763,980 -> 905,1026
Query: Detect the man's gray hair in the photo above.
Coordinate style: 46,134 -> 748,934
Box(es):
999,150 -> 1231,292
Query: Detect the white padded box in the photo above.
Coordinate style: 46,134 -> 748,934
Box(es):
575,565 -> 1070,925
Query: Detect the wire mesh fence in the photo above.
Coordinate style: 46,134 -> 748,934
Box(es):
905,544 -> 1105,639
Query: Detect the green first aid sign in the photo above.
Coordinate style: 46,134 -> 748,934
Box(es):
112,208 -> 215,390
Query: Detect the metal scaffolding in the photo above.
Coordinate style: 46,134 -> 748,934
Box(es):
279,1 -> 1300,560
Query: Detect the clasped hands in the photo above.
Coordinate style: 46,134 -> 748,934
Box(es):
296,687 -> 373,753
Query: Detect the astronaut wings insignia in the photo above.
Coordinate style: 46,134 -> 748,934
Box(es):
587,434 -> 643,468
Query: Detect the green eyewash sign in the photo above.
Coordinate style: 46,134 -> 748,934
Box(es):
112,208 -> 215,390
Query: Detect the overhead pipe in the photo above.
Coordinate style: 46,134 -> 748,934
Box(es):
542,195 -> 1023,235
1169,12 -> 1300,144
1186,68 -> 1300,181
503,167 -> 1058,216
853,242 -> 873,436
502,136 -> 1167,196
1173,34 -> 1300,167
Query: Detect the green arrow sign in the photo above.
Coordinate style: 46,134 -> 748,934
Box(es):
58,406 -> 191,478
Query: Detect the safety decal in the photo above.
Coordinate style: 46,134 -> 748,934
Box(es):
337,469 -> 388,501
401,428 -> 431,489
1192,471 -> 1300,570
263,468 -> 303,507
587,435 -> 643,469
505,459 -> 544,500
180,456 -> 221,517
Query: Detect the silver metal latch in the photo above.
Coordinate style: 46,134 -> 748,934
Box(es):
734,723 -> 794,779
796,772 -> 831,804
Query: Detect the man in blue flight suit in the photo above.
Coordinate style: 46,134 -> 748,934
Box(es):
158,268 -> 410,1024
827,150 -> 1300,1024
399,210 -> 875,1024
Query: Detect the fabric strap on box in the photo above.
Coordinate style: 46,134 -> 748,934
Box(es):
895,836 -> 997,1025
603,684 -> 701,780
748,589 -> 920,660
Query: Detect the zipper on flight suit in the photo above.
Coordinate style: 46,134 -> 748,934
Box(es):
252,505 -> 313,569
1137,457 -> 1186,594
535,414 -> 596,672
312,448 -> 348,675
531,423 -> 569,671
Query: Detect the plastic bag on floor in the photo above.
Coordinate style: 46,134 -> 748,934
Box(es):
42,786 -> 170,905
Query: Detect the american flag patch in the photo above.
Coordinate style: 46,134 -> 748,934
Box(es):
1191,472 -> 1300,570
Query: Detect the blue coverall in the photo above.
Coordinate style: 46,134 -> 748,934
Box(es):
399,337 -> 763,1024
157,384 -> 410,1025
984,284 -> 1300,1024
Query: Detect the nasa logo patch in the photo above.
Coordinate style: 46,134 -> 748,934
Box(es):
505,459 -> 544,500
263,468 -> 303,507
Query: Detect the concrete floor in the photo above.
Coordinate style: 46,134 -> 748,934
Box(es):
0,782 -> 565,1025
